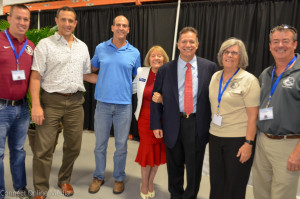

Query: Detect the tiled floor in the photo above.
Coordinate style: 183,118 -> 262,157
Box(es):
3,131 -> 255,199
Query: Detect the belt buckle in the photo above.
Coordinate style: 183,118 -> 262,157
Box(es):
12,100 -> 15,106
185,113 -> 189,118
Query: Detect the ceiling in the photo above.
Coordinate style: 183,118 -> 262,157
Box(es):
3,0 -> 61,6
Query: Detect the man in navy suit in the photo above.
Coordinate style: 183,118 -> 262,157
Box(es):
150,27 -> 218,199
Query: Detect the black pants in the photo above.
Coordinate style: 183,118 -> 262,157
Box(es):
209,134 -> 254,199
166,116 -> 205,199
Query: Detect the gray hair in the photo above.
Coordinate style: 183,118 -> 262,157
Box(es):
217,37 -> 248,69
269,24 -> 297,42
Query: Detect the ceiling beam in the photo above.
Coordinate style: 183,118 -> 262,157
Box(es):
3,0 -> 169,15
3,0 -> 50,6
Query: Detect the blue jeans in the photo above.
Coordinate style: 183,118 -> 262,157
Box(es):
0,102 -> 30,198
93,101 -> 132,181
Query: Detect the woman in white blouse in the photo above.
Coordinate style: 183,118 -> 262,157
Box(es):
133,46 -> 169,199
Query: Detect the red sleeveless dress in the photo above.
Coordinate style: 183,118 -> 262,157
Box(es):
135,69 -> 166,167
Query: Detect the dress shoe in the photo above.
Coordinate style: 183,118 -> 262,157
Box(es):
88,177 -> 104,194
141,192 -> 149,199
148,190 -> 155,198
113,181 -> 124,194
57,183 -> 74,197
33,196 -> 46,199
140,183 -> 149,199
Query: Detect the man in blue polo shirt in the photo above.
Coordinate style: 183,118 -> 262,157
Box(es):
88,15 -> 141,195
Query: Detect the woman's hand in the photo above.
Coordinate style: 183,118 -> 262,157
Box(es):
153,129 -> 163,138
152,92 -> 163,103
236,143 -> 252,164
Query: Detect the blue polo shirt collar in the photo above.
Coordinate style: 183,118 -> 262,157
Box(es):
107,38 -> 129,50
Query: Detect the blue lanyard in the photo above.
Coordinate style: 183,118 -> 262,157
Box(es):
4,29 -> 27,70
218,68 -> 240,111
266,55 -> 296,107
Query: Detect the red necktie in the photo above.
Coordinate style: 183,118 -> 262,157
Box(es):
184,63 -> 193,115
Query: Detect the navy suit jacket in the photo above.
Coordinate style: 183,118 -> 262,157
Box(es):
150,56 -> 218,149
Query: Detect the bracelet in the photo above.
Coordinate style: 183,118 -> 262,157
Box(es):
245,139 -> 254,145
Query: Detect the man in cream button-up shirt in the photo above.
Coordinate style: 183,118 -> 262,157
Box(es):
29,6 -> 95,199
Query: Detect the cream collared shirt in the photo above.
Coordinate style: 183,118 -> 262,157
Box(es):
31,32 -> 91,93
209,69 -> 260,137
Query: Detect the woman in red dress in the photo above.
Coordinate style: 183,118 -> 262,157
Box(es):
133,46 -> 169,199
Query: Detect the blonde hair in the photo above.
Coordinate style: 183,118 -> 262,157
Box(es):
217,37 -> 249,69
144,46 -> 169,67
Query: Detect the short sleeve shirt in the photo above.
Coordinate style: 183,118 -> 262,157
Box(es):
0,29 -> 35,100
257,53 -> 300,135
91,38 -> 141,104
209,69 -> 260,137
31,32 -> 91,93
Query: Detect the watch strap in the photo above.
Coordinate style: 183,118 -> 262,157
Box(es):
245,139 -> 254,145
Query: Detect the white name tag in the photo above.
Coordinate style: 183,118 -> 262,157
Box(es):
139,78 -> 146,82
212,114 -> 222,126
259,107 -> 274,120
12,70 -> 26,81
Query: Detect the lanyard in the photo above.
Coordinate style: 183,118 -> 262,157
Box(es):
218,68 -> 240,113
266,55 -> 296,107
4,29 -> 28,70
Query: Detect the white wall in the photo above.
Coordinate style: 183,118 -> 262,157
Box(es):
0,0 -> 3,15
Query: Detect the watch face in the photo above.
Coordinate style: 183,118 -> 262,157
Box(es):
245,140 -> 254,145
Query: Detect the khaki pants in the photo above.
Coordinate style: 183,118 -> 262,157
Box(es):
33,91 -> 84,194
252,132 -> 300,199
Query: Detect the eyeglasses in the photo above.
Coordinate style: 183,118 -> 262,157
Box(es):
270,24 -> 298,34
223,50 -> 240,56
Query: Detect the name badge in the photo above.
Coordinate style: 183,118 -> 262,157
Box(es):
139,78 -> 146,82
259,107 -> 274,121
12,70 -> 26,81
212,114 -> 222,126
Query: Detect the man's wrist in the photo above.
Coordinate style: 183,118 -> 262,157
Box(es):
245,139 -> 254,145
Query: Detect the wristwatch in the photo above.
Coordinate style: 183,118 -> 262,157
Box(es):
245,139 -> 254,145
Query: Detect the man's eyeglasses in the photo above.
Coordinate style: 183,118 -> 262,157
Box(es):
223,50 -> 240,56
270,24 -> 298,34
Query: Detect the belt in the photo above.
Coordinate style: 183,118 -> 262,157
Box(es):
180,112 -> 196,119
264,133 -> 300,140
55,91 -> 79,96
0,98 -> 26,106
